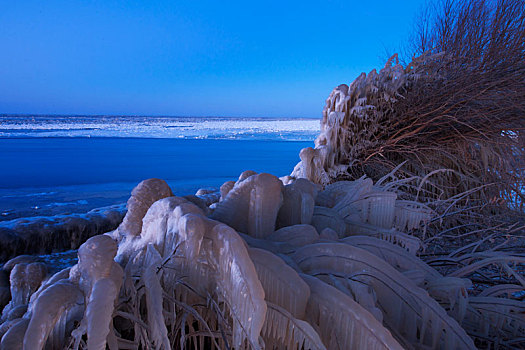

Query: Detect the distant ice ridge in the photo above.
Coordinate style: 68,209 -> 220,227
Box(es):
0,115 -> 319,140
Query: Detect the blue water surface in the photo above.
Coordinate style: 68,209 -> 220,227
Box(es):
0,137 -> 311,220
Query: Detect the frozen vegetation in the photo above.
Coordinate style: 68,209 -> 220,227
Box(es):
1,0 -> 524,346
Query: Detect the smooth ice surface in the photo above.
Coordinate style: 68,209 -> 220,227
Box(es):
0,136 -> 312,220
0,137 -> 313,188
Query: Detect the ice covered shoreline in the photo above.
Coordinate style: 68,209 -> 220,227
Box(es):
0,204 -> 126,262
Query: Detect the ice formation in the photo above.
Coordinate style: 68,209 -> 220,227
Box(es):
116,178 -> 173,239
293,243 -> 475,349
301,274 -> 403,350
211,173 -> 283,239
290,56 -> 410,186
267,225 -> 319,247
276,178 -> 318,228
0,204 -> 125,262
1,170 -> 500,349
1,263 -> 47,321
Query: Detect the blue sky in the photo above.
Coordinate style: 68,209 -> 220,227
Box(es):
0,0 -> 427,118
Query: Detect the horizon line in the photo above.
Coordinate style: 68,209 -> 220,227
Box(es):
0,113 -> 320,119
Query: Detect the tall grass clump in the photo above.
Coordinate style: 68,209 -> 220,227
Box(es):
331,0 -> 525,210
392,0 -> 525,210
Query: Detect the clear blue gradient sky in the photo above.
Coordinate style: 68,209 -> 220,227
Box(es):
0,0 -> 427,118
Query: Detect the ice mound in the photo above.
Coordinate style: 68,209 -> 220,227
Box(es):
0,172 -> 483,350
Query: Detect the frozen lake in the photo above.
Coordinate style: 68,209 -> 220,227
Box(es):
0,116 -> 317,220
